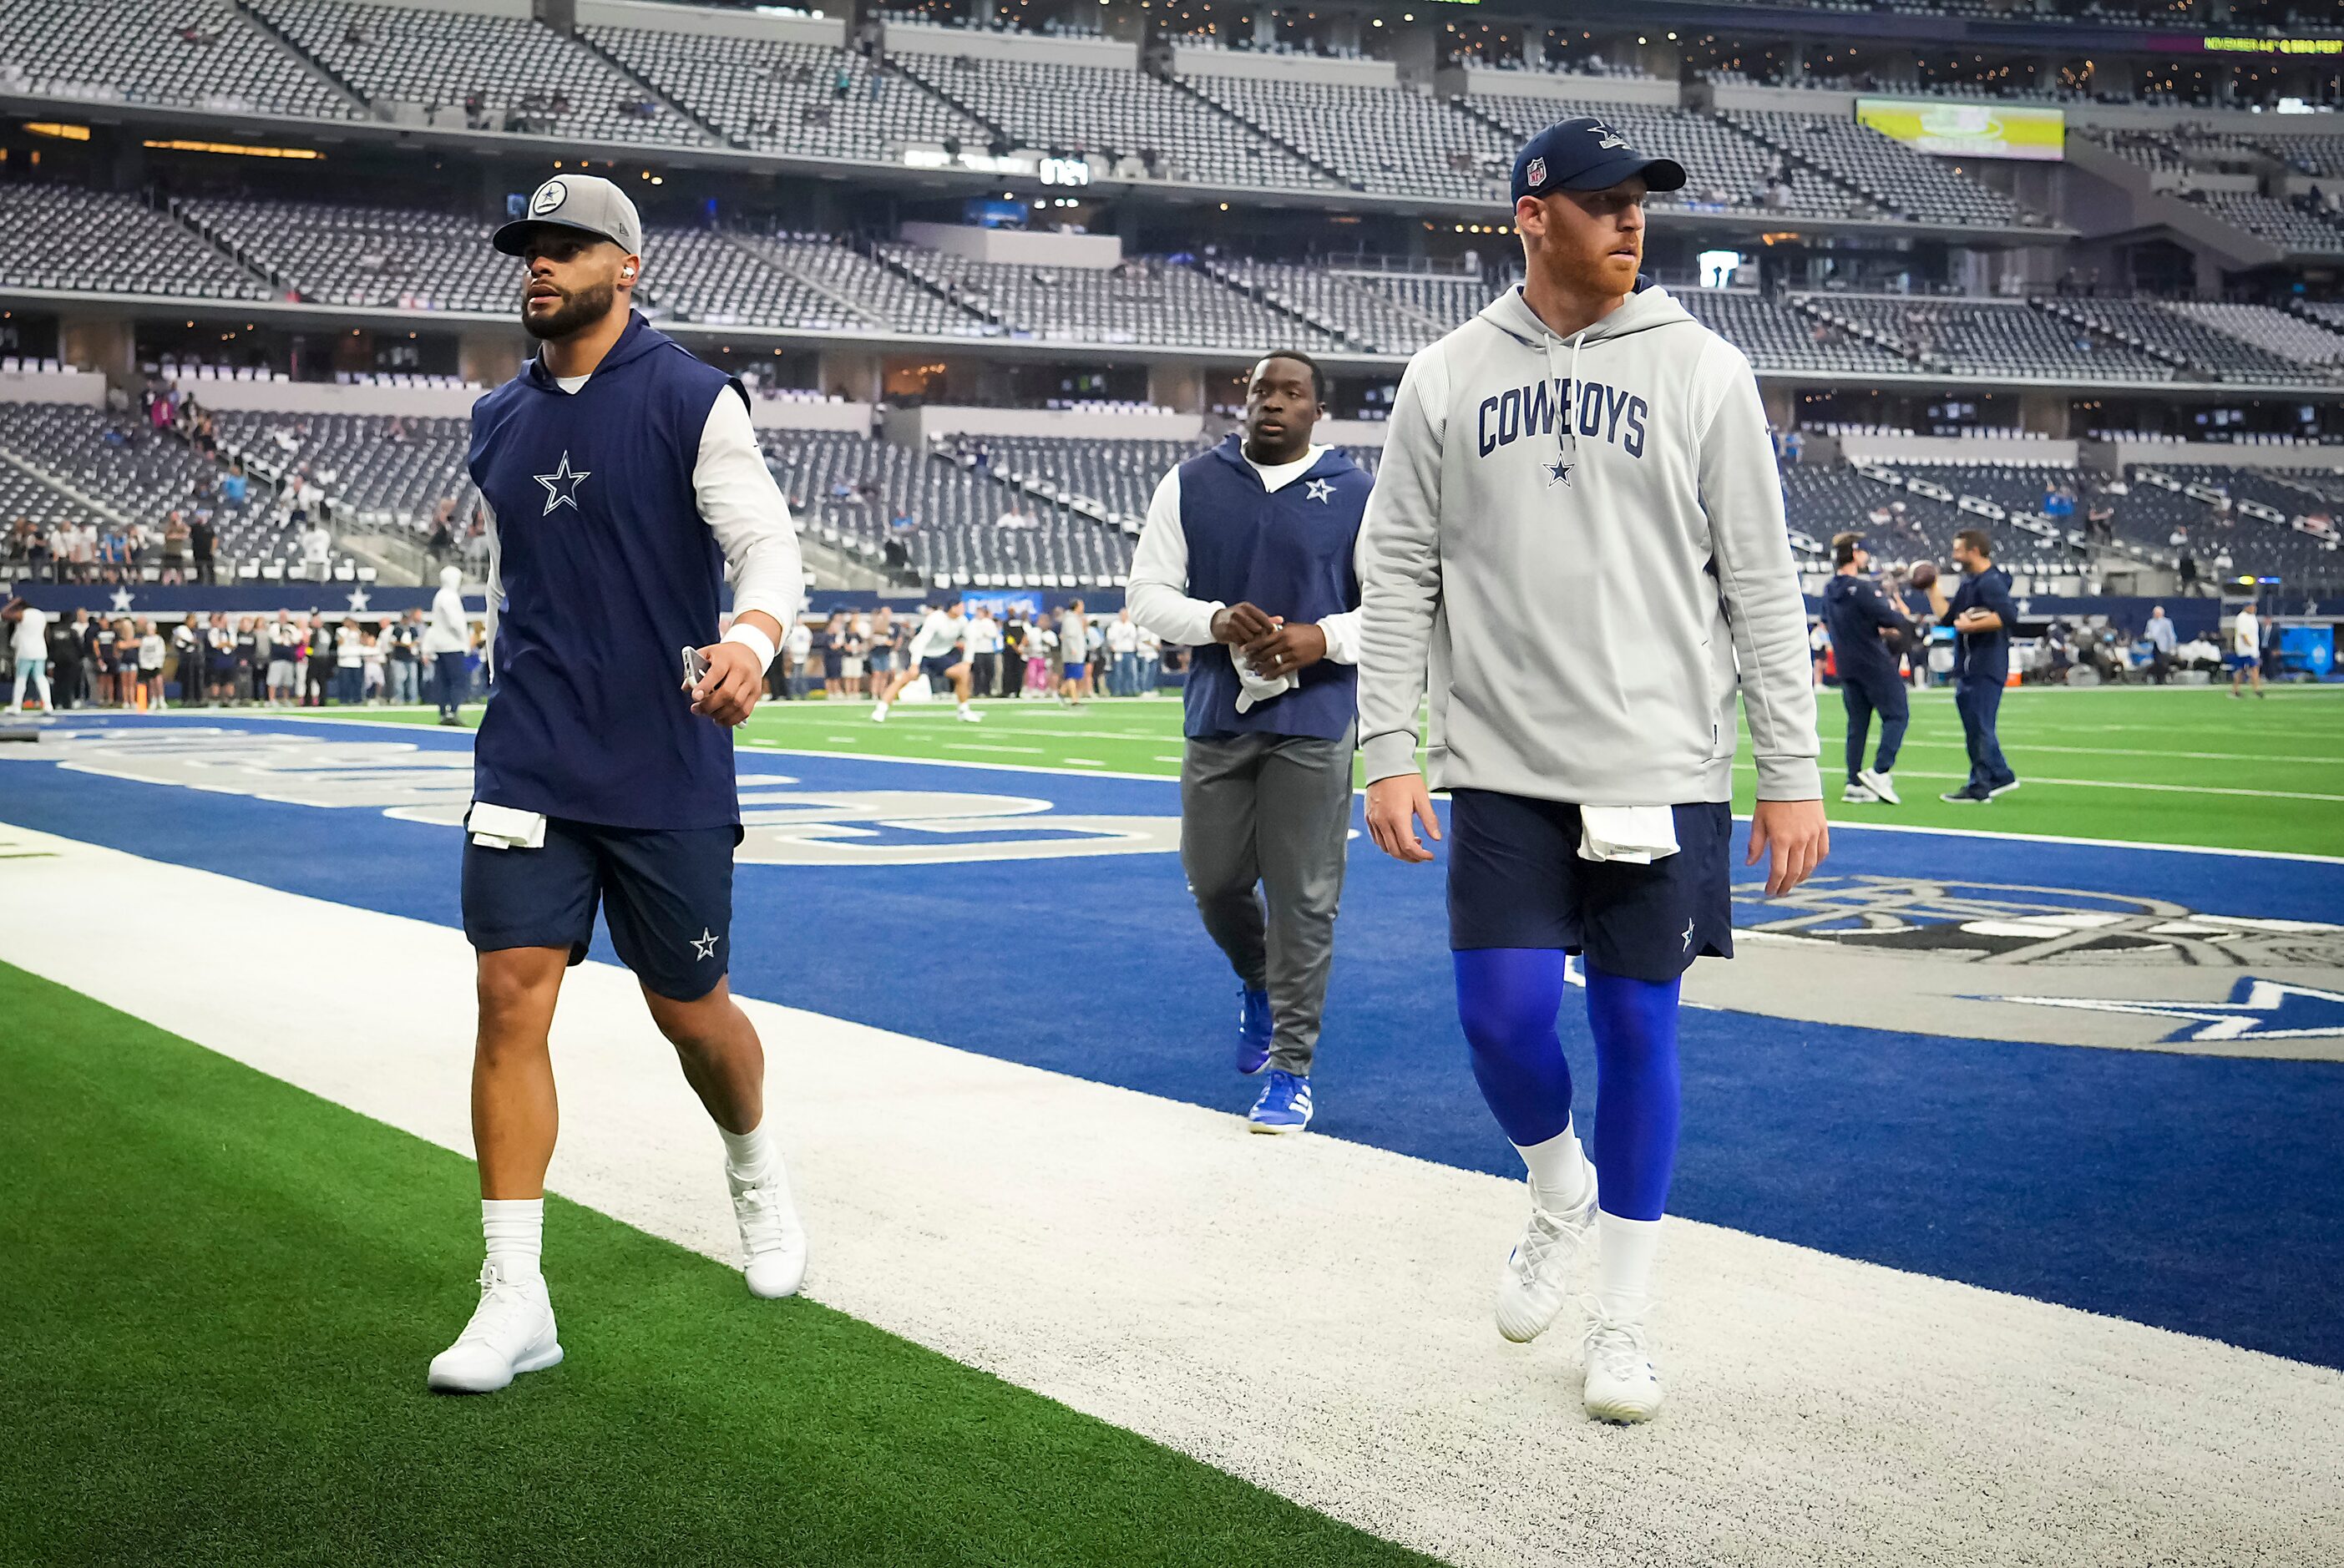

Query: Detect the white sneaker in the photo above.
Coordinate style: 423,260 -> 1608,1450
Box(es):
1580,1301 -> 1662,1424
426,1262 -> 561,1393
1857,768 -> 1901,805
731,1158 -> 807,1300
1493,1174 -> 1598,1343
1840,783 -> 1877,804
956,706 -> 982,723
870,703 -> 888,724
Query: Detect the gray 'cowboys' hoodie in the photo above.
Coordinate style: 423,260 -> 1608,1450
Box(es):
1355,281 -> 1821,805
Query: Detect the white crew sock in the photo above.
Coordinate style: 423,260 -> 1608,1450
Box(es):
1596,1210 -> 1663,1322
481,1197 -> 544,1281
1516,1121 -> 1592,1213
720,1120 -> 776,1181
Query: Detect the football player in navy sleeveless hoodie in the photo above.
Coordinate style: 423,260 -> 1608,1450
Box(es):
1128,352 -> 1371,1134
427,176 -> 807,1394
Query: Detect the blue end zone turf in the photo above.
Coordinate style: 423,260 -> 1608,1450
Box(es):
5,713 -> 2341,1368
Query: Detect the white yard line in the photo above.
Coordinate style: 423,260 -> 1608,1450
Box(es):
3,822 -> 2338,1568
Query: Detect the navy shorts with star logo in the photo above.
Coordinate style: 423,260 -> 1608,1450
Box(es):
1445,791 -> 1734,983
461,814 -> 737,1000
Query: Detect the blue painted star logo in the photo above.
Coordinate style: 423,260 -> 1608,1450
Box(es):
534,451 -> 591,515
1547,458 -> 1572,488
1304,478 -> 1335,504
690,927 -> 720,961
1981,977 -> 2344,1044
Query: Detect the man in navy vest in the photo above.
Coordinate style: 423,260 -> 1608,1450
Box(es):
428,175 -> 807,1395
1820,531 -> 1911,806
1128,352 -> 1370,1134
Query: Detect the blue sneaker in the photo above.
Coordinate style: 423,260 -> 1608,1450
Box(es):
1236,987 -> 1273,1076
1248,1070 -> 1313,1135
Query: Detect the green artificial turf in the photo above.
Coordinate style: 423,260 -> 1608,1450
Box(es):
0,961 -> 1436,1568
337,683 -> 2344,857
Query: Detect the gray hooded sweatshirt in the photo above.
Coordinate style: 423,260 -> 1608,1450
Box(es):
1355,281 -> 1821,806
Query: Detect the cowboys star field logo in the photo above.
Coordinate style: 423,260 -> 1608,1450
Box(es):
1546,458 -> 1572,488
1304,478 -> 1335,504
1588,122 -> 1628,151
531,179 -> 568,215
1685,873 -> 2344,1060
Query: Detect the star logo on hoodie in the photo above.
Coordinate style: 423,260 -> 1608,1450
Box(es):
1304,478 -> 1335,504
1547,458 -> 1573,488
534,451 -> 592,515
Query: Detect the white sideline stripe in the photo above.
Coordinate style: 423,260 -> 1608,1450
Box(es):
3,822 -> 2339,1568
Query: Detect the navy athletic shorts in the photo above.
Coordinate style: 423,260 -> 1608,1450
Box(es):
1446,790 -> 1734,982
460,812 -> 737,1000
920,653 -> 959,684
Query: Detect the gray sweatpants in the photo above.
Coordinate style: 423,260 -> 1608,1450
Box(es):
1178,723 -> 1355,1076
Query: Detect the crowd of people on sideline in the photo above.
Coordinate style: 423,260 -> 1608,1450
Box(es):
0,603 -> 483,714
767,601 -> 1167,701
3,595 -> 1183,716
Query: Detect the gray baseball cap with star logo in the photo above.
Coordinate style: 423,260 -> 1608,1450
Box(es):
493,175 -> 644,257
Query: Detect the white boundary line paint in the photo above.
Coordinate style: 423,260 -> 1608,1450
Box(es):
3,821 -> 2339,1568
32,712 -> 2344,864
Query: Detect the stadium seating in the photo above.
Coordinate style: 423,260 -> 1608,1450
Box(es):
727,233 -> 990,336
2040,297 -> 2337,383
4,185 -> 274,301
2186,192 -> 2344,257
587,26 -> 986,159
890,53 -> 1336,190
1677,291 -> 1914,376
0,402 -> 274,559
767,429 -> 1134,587
1176,75 -> 1506,202
1462,96 -> 1852,217
635,228 -> 869,332
1203,260 -> 1453,354
0,0 -> 354,119
1722,109 -> 2028,226
174,197 -> 506,313
210,409 -> 476,533
1810,296 -> 2179,381
2166,302 -> 2344,371
868,245 -> 1338,350
251,0 -> 710,144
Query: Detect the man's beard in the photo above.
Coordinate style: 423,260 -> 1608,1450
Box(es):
520,277 -> 615,340
1552,242 -> 1638,297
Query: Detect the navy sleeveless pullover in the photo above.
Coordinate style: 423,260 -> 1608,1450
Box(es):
1177,435 -> 1370,741
468,311 -> 747,830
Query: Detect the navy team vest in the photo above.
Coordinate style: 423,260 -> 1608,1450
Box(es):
468,311 -> 747,830
1178,435 -> 1370,742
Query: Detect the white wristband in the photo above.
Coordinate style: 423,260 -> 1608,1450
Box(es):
722,621 -> 777,671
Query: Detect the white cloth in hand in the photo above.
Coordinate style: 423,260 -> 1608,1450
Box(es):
1231,648 -> 1295,715
1577,806 -> 1678,864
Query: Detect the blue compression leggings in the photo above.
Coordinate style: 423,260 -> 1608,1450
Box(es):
1453,948 -> 1682,1222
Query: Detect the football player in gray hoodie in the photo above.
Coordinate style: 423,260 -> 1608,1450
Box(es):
1355,117 -> 1828,1424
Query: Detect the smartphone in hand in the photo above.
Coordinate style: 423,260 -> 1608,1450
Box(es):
681,645 -> 710,690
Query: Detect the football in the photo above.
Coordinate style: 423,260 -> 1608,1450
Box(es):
1911,561 -> 1940,590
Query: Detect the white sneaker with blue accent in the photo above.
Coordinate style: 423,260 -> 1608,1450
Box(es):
1247,1069 -> 1312,1134
426,1262 -> 561,1393
731,1157 -> 808,1299
1580,1301 -> 1663,1424
1493,1174 -> 1599,1343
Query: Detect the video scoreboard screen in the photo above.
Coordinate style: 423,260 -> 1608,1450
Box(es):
1854,99 -> 2065,163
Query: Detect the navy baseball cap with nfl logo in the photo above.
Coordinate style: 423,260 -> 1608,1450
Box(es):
1511,116 -> 1687,206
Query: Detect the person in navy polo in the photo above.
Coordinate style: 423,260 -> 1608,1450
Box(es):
1128,352 -> 1371,1135
428,175 -> 808,1396
1926,526 -> 2021,803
